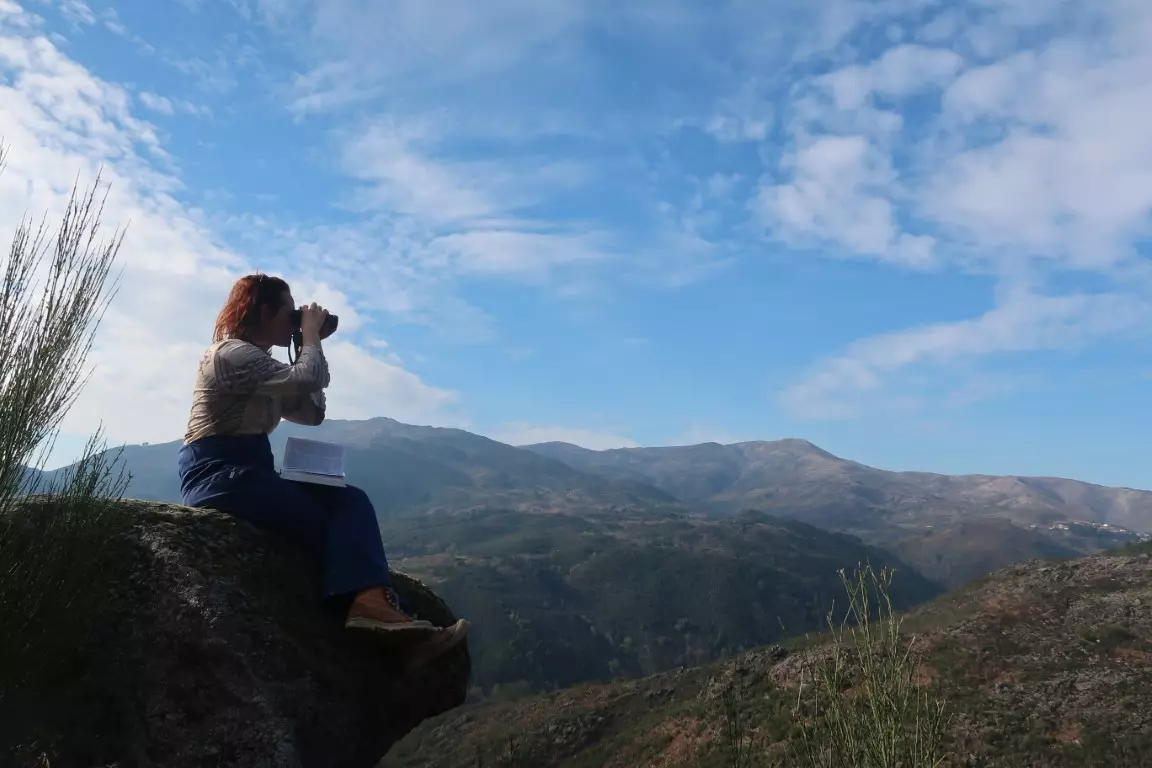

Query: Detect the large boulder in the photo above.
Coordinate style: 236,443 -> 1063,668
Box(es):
0,499 -> 470,767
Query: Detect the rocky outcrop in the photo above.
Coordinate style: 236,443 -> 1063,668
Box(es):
0,500 -> 470,768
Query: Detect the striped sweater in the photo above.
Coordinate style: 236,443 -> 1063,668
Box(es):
183,338 -> 330,444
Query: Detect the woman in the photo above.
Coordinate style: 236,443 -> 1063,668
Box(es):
177,273 -> 467,664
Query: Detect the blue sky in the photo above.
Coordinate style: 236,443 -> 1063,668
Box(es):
3,0 -> 1152,487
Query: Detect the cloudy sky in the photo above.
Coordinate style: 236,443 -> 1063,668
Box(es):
2,0 -> 1151,486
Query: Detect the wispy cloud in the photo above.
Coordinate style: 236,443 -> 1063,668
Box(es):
12,0 -> 1152,451
766,0 -> 1152,417
757,134 -> 937,267
781,291 -> 1152,419
0,1 -> 460,448
137,90 -> 211,118
289,0 -> 585,114
55,0 -> 94,27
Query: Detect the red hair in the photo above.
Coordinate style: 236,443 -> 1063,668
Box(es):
213,273 -> 291,342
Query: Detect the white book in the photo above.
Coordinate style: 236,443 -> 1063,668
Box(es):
281,436 -> 347,488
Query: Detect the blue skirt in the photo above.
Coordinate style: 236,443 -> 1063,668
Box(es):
177,433 -> 392,600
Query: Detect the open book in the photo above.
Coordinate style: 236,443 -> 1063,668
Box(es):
280,436 -> 347,487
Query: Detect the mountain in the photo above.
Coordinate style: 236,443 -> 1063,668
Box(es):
888,516 -> 1084,588
55,418 -> 682,518
47,420 -> 1152,586
385,547 -> 1152,767
384,508 -> 942,696
524,439 -> 1152,584
524,439 -> 1152,532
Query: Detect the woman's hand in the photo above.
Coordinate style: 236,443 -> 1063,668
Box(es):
300,302 -> 328,345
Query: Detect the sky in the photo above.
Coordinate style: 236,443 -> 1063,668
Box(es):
1,0 -> 1152,487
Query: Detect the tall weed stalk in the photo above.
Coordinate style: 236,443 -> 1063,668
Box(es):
790,564 -> 950,768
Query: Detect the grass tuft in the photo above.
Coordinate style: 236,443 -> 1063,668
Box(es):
788,563 -> 950,768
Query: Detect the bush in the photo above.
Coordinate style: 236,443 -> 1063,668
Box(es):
0,143 -> 131,760
788,564 -> 950,768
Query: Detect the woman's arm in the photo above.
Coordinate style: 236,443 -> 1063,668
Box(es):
211,339 -> 331,396
281,390 -> 327,426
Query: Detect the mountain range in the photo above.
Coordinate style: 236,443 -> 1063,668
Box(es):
33,417 -> 1152,706
52,417 -> 1152,587
524,438 -> 1152,536
522,437 -> 1152,585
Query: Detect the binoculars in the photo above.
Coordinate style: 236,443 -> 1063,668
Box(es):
289,308 -> 339,337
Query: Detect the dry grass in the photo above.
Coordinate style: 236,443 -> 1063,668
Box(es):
786,564 -> 951,768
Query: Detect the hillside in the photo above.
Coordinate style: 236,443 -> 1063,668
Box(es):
888,517 -> 1083,588
385,548 -> 1152,767
384,509 -> 942,695
525,439 -> 1152,584
47,420 -> 1152,587
51,418 -> 681,518
524,439 -> 1152,533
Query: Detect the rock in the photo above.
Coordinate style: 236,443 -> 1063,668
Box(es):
0,500 -> 470,768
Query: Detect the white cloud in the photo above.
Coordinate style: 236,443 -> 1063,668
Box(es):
429,229 -> 607,280
238,1 -> 733,316
940,51 -> 1036,121
291,114 -> 626,307
928,35 -> 1152,270
705,114 -> 769,143
820,44 -> 965,110
341,119 -> 497,224
493,421 -> 638,450
758,134 -> 936,267
57,0 -> 94,27
220,212 -> 501,343
870,45 -> 964,94
312,339 -> 459,424
340,119 -> 589,226
768,0 -> 1152,417
702,80 -> 774,143
291,0 -> 584,113
781,290 -> 1152,419
139,90 -> 211,118
138,90 -> 211,118
0,4 -> 460,457
138,90 -> 174,115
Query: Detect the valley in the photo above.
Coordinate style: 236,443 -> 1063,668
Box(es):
384,509 -> 941,695
386,544 -> 1152,767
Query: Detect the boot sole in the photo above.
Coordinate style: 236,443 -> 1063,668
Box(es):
404,619 -> 470,671
344,617 -> 438,633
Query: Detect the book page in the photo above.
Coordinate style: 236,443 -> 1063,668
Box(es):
282,437 -> 346,477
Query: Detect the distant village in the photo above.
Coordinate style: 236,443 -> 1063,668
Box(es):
1032,519 -> 1152,542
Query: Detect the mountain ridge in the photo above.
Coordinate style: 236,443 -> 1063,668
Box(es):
522,437 -> 1152,534
41,419 -> 1152,586
524,438 -> 1152,496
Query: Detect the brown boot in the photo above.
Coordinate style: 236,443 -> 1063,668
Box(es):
344,586 -> 437,635
404,619 -> 470,672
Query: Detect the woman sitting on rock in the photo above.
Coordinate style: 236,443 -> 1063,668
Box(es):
177,272 -> 468,664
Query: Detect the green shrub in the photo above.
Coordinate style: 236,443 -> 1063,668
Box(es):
0,144 -> 131,762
